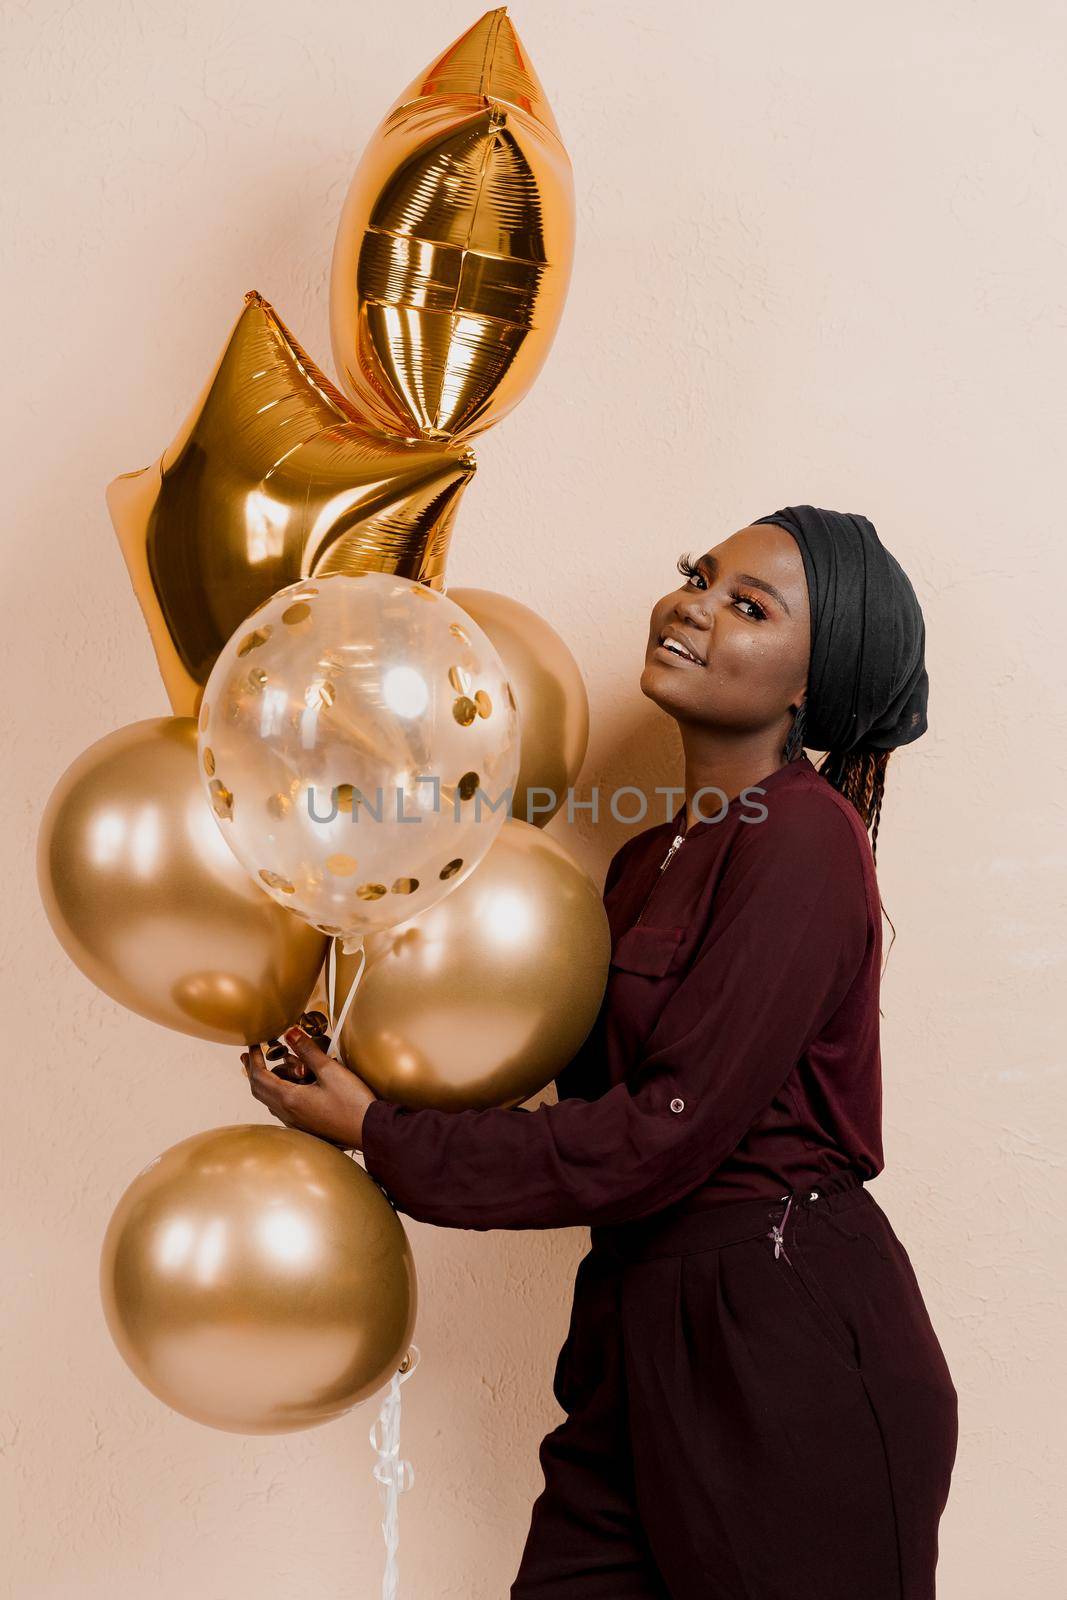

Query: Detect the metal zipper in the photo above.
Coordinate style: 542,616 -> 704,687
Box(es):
633,829 -> 687,926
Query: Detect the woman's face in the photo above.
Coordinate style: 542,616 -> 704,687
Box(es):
641,523 -> 811,733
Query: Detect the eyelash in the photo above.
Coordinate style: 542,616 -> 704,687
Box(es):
675,552 -> 769,621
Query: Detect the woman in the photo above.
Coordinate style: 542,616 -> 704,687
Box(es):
242,504 -> 959,1600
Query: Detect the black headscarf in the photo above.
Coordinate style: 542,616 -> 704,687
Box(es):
750,504 -> 928,754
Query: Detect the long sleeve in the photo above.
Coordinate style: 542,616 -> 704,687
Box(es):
360,793 -> 872,1230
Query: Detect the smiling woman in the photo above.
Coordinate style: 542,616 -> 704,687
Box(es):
241,505 -> 953,1600
640,520 -> 813,831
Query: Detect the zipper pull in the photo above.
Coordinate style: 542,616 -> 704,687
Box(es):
634,828 -> 688,926
659,832 -> 686,870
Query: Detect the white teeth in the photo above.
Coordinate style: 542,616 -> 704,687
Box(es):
661,637 -> 697,662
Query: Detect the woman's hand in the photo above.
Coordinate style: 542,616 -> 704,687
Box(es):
241,1026 -> 378,1152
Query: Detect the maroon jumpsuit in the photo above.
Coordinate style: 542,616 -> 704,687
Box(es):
361,753 -> 959,1599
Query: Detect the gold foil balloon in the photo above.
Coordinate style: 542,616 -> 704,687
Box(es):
329,7 -> 575,441
198,571 -> 520,942
446,588 -> 588,825
335,818 -> 610,1110
100,1126 -> 417,1434
107,291 -> 477,717
37,719 -> 326,1045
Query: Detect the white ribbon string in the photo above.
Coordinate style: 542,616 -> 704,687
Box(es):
328,935 -> 417,1596
325,934 -> 367,1061
369,1345 -> 420,1600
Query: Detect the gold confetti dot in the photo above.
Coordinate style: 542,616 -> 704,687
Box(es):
452,696 -> 477,726
439,858 -> 464,880
282,601 -> 311,626
326,853 -> 359,877
335,783 -> 357,813
474,689 -> 492,718
266,793 -> 291,819
198,702 -> 210,732
237,626 -> 271,656
208,779 -> 233,820
457,771 -> 480,801
449,623 -> 472,645
243,667 -> 268,693
202,748 -> 216,777
391,877 -> 419,894
259,869 -> 295,894
448,664 -> 471,694
356,882 -> 387,901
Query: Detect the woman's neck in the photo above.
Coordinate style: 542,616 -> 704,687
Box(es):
676,728 -> 794,831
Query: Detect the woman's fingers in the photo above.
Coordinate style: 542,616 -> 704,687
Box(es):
242,1043 -> 297,1125
241,1043 -> 309,1085
269,1048 -> 311,1084
282,1025 -> 339,1081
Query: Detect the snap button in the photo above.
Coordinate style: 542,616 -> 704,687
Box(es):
669,1097 -> 685,1113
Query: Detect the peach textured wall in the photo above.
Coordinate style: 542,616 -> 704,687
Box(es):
3,2 -> 1063,1596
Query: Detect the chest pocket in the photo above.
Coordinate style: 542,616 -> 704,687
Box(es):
609,922 -> 687,978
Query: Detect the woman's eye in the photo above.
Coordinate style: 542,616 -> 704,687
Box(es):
732,592 -> 768,621
675,553 -> 706,588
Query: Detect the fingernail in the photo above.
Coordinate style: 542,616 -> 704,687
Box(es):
285,1026 -> 304,1043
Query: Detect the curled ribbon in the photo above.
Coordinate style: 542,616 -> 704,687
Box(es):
331,935 -> 418,1595
369,1345 -> 420,1600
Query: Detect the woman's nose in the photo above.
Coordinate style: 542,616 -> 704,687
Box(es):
676,595 -> 712,629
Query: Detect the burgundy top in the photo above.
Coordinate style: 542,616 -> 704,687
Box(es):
360,752 -> 884,1231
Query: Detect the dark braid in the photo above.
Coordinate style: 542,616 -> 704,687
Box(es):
814,746 -> 897,985
817,748 -> 889,860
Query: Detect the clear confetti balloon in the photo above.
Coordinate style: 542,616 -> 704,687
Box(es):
197,572 -> 520,942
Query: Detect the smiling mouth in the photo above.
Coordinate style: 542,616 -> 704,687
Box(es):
655,633 -> 703,666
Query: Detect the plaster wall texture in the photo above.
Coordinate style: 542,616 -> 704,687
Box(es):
2,2 -> 1063,1596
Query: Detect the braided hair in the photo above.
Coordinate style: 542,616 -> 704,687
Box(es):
785,703 -> 897,977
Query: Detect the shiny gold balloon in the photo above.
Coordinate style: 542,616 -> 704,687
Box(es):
329,7 -> 575,441
37,719 -> 327,1044
100,1126 -> 417,1434
446,588 -> 588,826
107,291 -> 477,717
335,819 -> 610,1110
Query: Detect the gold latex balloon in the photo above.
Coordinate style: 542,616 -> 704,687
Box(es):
329,7 -> 575,441
37,718 -> 326,1045
335,819 -> 610,1110
198,572 -> 520,942
446,588 -> 588,826
107,291 -> 477,717
100,1126 -> 417,1435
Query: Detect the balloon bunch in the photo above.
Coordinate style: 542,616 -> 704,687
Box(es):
38,6 -> 606,1510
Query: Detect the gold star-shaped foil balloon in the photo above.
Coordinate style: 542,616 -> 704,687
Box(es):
329,6 -> 575,442
107,291 -> 477,717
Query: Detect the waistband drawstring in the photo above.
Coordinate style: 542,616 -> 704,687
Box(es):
767,1193 -> 794,1265
767,1180 -> 873,1260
